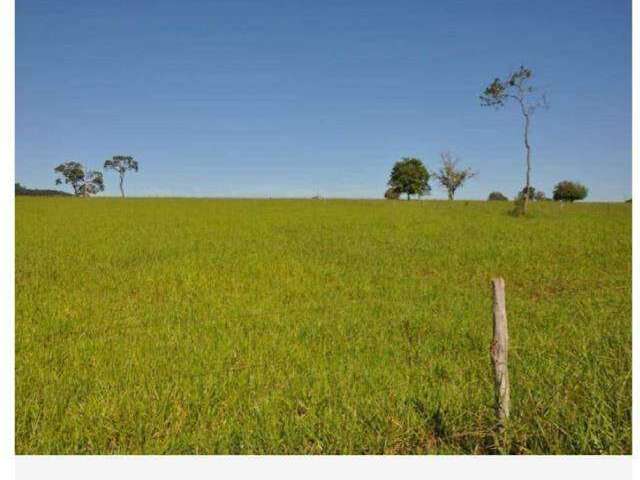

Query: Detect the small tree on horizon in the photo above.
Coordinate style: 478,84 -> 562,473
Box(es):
434,151 -> 476,200
387,157 -> 430,200
104,155 -> 138,198
488,191 -> 508,201
53,161 -> 84,195
480,66 -> 547,214
54,161 -> 105,197
553,181 -> 588,202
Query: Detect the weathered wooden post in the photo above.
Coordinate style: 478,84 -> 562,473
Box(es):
491,277 -> 510,429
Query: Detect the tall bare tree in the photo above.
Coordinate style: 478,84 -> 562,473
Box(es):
104,155 -> 138,198
480,66 -> 547,213
434,151 -> 476,200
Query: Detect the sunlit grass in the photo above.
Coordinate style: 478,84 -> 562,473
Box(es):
15,198 -> 631,454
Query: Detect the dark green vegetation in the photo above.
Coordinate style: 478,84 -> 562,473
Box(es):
384,187 -> 402,200
16,198 -> 631,454
15,183 -> 71,197
553,181 -> 589,202
387,157 -> 430,200
488,192 -> 508,201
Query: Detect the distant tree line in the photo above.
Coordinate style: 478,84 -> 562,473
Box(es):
15,183 -> 72,197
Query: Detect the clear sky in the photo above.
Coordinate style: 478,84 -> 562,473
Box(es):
16,0 -> 631,200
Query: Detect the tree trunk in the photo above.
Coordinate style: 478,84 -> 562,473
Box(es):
407,192 -> 410,200
119,173 -> 125,198
448,189 -> 454,200
523,113 -> 531,214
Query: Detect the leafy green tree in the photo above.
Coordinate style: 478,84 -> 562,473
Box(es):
434,151 -> 476,200
388,157 -> 430,200
480,66 -> 547,214
488,191 -> 508,201
54,161 -> 105,197
53,161 -> 84,195
553,181 -> 588,202
104,155 -> 138,198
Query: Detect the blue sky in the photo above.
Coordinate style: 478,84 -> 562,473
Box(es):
16,0 -> 631,200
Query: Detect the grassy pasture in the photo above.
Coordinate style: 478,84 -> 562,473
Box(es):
15,198 -> 631,454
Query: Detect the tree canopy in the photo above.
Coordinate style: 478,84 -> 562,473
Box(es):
387,157 -> 430,200
104,155 -> 138,198
54,161 -> 104,197
53,161 -> 85,195
553,181 -> 588,202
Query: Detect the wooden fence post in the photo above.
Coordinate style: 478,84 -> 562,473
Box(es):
491,277 -> 510,428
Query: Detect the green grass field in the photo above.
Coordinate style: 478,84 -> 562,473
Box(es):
15,198 -> 631,454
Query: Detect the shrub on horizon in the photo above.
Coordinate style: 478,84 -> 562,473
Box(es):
488,191 -> 508,201
553,181 -> 588,202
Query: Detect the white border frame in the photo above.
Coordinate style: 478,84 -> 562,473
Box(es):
1,0 -> 16,479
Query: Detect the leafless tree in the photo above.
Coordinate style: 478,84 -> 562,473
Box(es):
434,151 -> 476,200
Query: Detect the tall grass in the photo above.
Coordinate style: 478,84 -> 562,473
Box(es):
15,198 -> 631,454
